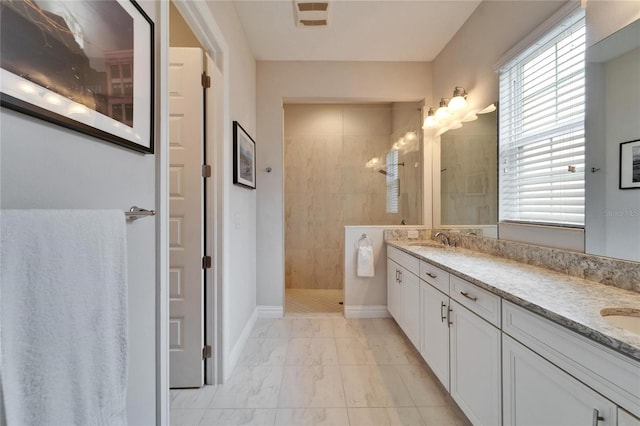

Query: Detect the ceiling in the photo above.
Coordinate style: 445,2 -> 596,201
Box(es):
233,1 -> 482,62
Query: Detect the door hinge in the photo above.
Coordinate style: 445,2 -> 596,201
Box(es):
202,164 -> 212,178
202,345 -> 212,359
202,255 -> 212,269
201,72 -> 211,88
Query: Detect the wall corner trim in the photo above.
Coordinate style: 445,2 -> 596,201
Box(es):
344,305 -> 391,319
256,305 -> 284,319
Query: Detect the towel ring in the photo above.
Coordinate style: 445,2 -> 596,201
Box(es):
358,233 -> 373,248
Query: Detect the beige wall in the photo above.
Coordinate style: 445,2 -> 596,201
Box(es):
257,61 -> 431,307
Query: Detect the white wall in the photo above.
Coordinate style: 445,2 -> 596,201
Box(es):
431,0 -> 566,110
256,61 -> 431,308
1,2 -> 160,423
343,226 -> 388,317
204,1 -> 257,379
586,0 -> 640,47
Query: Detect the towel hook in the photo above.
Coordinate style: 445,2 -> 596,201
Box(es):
358,233 -> 373,248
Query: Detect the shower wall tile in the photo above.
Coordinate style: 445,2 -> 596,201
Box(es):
285,104 -> 403,290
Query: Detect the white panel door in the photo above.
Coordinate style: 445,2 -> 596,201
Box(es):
169,47 -> 204,388
503,335 -> 617,426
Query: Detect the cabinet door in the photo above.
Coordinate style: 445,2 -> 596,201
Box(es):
387,258 -> 402,321
619,409 -> 640,426
503,335 -> 616,426
401,267 -> 420,348
420,282 -> 450,391
450,300 -> 502,426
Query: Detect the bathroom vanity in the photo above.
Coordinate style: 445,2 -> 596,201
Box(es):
386,239 -> 640,426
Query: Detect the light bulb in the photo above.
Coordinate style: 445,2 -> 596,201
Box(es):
422,107 -> 438,128
448,87 -> 468,111
435,98 -> 450,120
404,131 -> 417,141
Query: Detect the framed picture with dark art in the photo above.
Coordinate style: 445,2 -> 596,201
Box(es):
0,0 -> 154,153
619,139 -> 640,189
233,121 -> 256,189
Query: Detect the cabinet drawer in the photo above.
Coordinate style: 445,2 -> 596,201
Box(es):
419,261 -> 449,294
450,275 -> 501,327
387,245 -> 419,276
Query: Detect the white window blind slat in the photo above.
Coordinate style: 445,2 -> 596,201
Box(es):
499,9 -> 586,227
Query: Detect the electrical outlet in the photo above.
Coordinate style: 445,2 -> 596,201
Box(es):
408,230 -> 419,239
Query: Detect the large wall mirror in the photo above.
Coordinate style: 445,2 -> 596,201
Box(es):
433,18 -> 640,262
434,110 -> 498,238
585,19 -> 640,262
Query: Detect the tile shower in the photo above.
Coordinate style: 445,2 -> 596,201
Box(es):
284,103 -> 423,297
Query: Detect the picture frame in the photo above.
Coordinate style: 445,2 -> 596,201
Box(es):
619,139 -> 640,189
0,0 -> 154,154
233,121 -> 256,189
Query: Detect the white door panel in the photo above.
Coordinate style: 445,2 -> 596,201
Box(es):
169,47 -> 204,388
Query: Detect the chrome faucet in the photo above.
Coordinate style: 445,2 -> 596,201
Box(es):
434,232 -> 450,246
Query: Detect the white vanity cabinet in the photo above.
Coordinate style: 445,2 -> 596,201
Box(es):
503,334 -> 616,426
420,280 -> 450,390
419,262 -> 502,425
449,299 -> 502,426
387,258 -> 402,321
387,247 -> 421,348
619,409 -> 640,426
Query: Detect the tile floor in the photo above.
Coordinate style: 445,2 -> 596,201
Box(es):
171,317 -> 470,426
285,289 -> 344,314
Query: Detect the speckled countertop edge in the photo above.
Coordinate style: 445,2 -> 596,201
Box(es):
387,240 -> 640,362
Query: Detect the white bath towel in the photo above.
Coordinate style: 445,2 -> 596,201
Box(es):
1,210 -> 128,426
357,246 -> 375,277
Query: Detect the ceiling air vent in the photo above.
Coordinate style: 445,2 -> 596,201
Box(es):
294,1 -> 330,27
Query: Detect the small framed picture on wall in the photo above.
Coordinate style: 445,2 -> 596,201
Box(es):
619,139 -> 640,189
233,121 -> 256,189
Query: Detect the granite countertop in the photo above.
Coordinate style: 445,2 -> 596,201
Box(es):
387,240 -> 640,362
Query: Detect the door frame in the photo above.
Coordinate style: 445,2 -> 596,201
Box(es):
157,0 -> 231,423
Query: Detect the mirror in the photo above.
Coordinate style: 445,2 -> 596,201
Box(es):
434,110 -> 498,237
585,19 -> 640,262
438,110 -> 497,228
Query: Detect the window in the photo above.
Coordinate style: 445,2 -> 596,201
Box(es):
499,9 -> 585,227
386,150 -> 399,214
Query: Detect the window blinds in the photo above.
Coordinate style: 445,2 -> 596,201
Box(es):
499,9 -> 586,227
386,150 -> 399,214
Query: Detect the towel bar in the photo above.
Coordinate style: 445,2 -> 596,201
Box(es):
125,206 -> 155,221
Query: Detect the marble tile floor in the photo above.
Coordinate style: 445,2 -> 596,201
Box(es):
171,317 -> 470,426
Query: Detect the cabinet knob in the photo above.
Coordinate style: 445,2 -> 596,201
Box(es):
592,409 -> 604,426
426,272 -> 437,279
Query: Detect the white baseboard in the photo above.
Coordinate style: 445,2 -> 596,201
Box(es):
344,305 -> 391,319
256,305 -> 284,318
226,308 -> 258,381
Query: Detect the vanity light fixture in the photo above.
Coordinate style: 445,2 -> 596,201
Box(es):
448,120 -> 463,130
435,98 -> 450,120
448,87 -> 468,111
423,107 -> 438,128
461,111 -> 478,122
478,103 -> 496,114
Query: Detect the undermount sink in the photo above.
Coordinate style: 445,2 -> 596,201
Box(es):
600,309 -> 640,334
